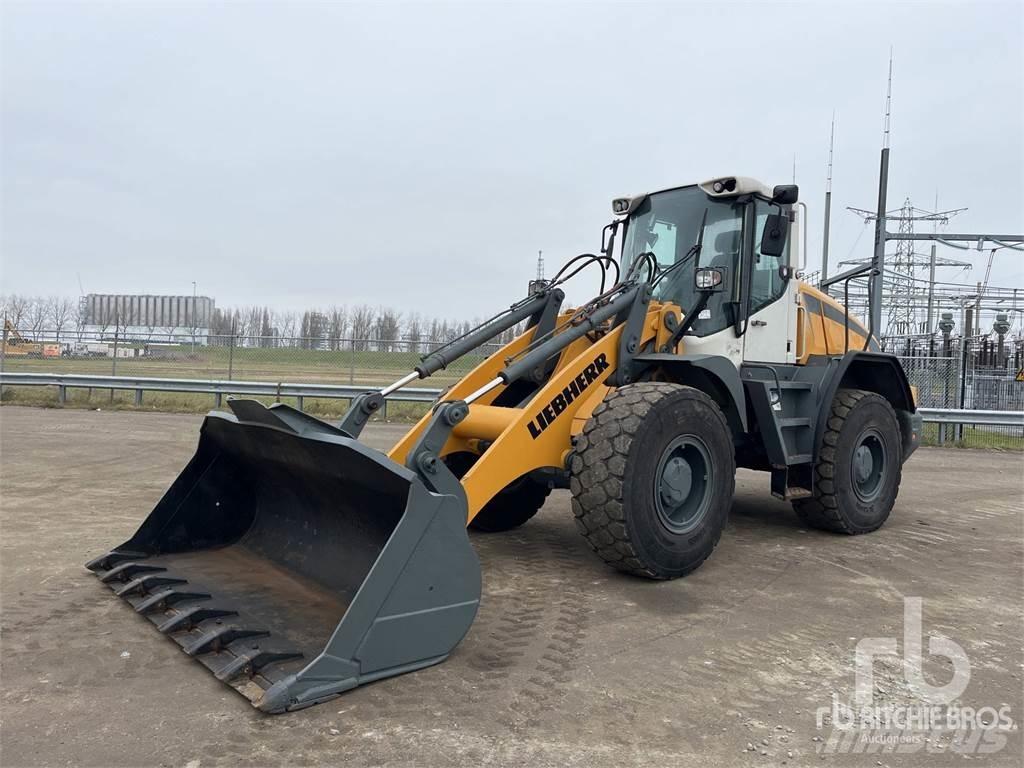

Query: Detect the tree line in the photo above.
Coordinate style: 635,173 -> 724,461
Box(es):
1,294 -> 522,352
208,304 -> 521,351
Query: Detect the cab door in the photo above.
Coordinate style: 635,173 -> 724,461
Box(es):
742,200 -> 797,364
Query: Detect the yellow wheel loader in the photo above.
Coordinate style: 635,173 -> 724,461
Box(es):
87,176 -> 922,712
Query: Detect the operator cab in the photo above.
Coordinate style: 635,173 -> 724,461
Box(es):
613,177 -> 797,343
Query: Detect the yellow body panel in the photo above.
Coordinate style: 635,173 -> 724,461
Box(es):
457,326 -> 627,521
796,283 -> 876,360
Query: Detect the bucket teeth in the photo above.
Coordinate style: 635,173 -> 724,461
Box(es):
99,563 -> 167,583
157,607 -> 238,634
114,574 -> 188,598
134,589 -> 212,615
85,550 -> 149,572
184,627 -> 270,657
214,650 -> 304,682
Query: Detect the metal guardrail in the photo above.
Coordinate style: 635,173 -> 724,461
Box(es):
2,372 -> 1022,427
0,372 -> 442,409
916,408 -> 1024,427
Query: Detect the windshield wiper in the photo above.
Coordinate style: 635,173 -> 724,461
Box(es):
651,207 -> 708,290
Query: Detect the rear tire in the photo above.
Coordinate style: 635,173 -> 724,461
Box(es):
570,383 -> 735,579
793,388 -> 902,534
445,452 -> 551,532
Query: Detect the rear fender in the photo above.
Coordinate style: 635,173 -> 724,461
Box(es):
814,351 -> 917,462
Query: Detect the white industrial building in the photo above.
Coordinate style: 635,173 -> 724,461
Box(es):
83,293 -> 216,343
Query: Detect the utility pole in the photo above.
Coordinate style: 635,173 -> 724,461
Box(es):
822,113 -> 835,282
869,52 -> 893,335
926,192 -> 938,334
191,281 -> 197,355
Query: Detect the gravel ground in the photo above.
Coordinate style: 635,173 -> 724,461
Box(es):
1,406 -> 1021,767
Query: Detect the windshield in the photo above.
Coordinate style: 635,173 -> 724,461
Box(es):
621,185 -> 744,336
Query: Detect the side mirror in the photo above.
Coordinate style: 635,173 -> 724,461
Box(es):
772,184 -> 799,205
760,213 -> 788,257
695,267 -> 725,292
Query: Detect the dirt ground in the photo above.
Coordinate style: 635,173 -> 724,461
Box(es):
1,407 -> 1021,767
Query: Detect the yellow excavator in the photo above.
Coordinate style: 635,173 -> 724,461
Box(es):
87,176 -> 922,712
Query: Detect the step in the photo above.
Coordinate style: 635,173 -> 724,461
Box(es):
780,417 -> 812,428
778,381 -> 813,390
786,453 -> 813,465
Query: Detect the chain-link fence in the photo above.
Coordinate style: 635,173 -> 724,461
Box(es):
0,329 -> 505,389
895,334 -> 1024,449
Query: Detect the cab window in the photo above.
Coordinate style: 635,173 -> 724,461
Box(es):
749,200 -> 789,314
621,185 -> 744,337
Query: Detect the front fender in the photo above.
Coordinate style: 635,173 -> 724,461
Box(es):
631,353 -> 747,434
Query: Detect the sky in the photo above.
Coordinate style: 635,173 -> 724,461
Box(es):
2,1 -> 1022,322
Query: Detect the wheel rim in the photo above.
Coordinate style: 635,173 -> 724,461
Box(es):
654,435 -> 713,534
851,429 -> 886,503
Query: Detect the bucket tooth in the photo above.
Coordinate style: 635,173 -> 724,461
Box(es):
214,650 -> 304,682
184,627 -> 270,657
135,589 -> 212,615
85,550 -> 149,572
114,574 -> 188,598
99,563 -> 167,584
157,606 -> 238,634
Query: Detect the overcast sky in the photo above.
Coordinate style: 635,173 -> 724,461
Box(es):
2,1 -> 1022,322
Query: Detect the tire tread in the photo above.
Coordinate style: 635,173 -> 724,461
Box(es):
793,388 -> 901,534
570,382 -> 732,579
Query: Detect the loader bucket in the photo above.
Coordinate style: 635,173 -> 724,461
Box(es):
85,400 -> 481,713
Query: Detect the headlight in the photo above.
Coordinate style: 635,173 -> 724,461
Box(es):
695,267 -> 724,291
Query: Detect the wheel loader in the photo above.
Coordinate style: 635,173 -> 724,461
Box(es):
87,176 -> 922,712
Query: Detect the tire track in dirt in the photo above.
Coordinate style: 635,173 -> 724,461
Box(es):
353,519 -> 593,733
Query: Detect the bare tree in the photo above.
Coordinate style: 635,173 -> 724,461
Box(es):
374,307 -> 402,352
49,296 -> 74,345
427,317 -> 442,351
246,305 -> 263,345
350,305 -> 376,351
2,294 -> 30,330
299,309 -> 329,349
72,299 -> 87,341
405,312 -> 423,353
260,307 -> 273,348
278,311 -> 298,346
27,297 -> 47,340
327,305 -> 349,351
114,307 -> 130,340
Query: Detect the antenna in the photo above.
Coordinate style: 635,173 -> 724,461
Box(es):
883,48 -> 893,149
822,112 -> 836,281
826,113 -> 835,194
792,154 -> 796,184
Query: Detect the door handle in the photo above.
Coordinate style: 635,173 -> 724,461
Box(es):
751,320 -> 768,327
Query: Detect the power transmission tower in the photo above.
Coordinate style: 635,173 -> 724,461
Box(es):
843,200 -> 968,334
536,250 -> 545,281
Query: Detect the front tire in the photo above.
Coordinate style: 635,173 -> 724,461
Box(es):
793,388 -> 902,534
570,383 -> 735,579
